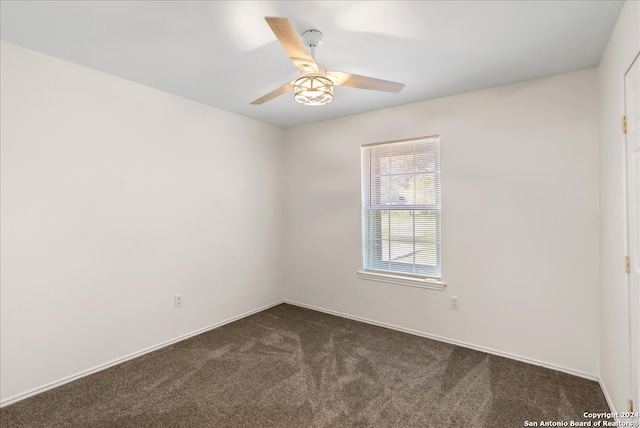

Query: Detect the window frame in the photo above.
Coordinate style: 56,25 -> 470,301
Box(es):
357,135 -> 446,290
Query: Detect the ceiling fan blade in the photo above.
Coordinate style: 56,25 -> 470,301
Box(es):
250,81 -> 295,105
265,17 -> 318,73
328,71 -> 405,93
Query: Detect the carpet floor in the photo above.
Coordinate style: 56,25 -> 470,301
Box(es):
1,303 -> 611,427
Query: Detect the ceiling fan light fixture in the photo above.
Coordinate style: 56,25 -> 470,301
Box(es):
294,74 -> 334,106
250,17 -> 404,106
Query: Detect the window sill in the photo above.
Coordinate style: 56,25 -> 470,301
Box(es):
356,270 -> 446,290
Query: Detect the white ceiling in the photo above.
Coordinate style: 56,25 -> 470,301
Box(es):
0,1 -> 624,128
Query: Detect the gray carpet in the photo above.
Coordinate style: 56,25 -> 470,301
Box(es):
1,304 -> 611,427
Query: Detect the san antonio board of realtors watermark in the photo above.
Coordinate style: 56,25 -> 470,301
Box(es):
524,411 -> 640,427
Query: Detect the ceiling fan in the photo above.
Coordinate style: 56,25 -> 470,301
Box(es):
251,17 -> 405,106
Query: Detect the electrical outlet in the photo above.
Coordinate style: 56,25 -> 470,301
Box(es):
450,296 -> 459,310
174,294 -> 183,308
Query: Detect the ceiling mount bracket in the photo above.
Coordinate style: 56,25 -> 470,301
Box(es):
302,29 -> 323,49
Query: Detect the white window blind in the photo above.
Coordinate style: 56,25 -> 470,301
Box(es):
361,136 -> 441,279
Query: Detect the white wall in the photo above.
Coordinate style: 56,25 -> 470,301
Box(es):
0,41 -> 284,403
283,69 -> 600,377
1,24 -> 621,406
598,0 -> 640,414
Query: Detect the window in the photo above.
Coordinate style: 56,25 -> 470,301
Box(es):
359,136 -> 445,289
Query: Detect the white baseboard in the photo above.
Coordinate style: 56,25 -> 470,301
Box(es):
0,300 -> 284,408
284,299 -> 598,382
598,378 -> 620,420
